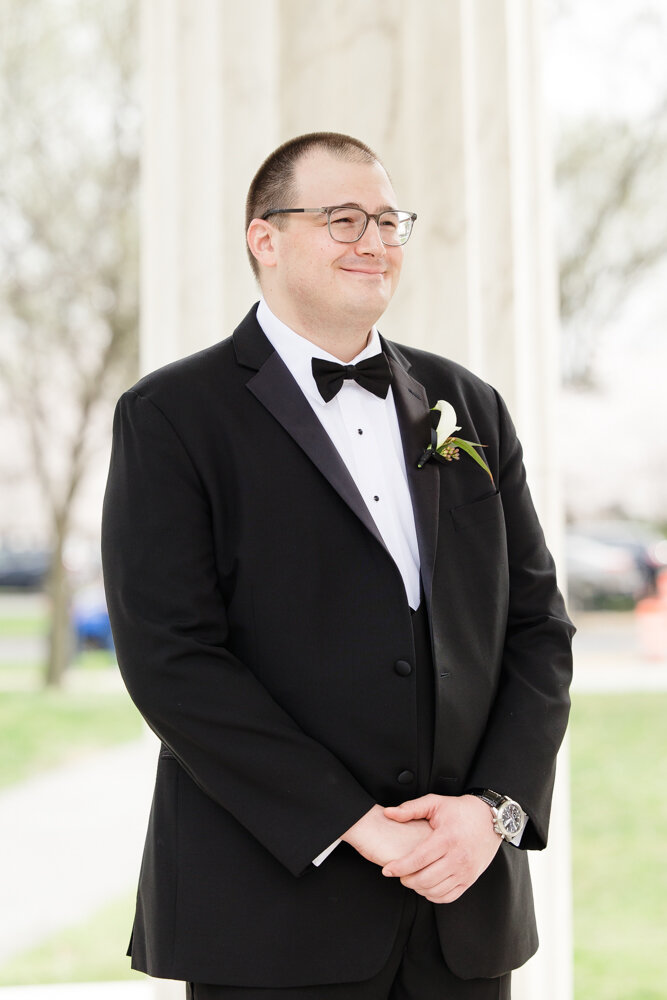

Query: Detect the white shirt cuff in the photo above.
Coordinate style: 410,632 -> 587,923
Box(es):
312,838 -> 341,867
508,822 -> 526,847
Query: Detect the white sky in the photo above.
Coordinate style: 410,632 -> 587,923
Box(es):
545,0 -> 667,121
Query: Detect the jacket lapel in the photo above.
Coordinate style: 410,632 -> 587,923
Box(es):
232,307 -> 440,605
234,309 -> 390,556
383,341 -> 440,615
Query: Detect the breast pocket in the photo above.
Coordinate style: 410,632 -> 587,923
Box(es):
449,490 -> 502,532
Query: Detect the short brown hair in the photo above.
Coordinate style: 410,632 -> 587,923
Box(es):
245,131 -> 381,277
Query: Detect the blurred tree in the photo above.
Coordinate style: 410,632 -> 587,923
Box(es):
550,2 -> 667,387
0,0 -> 139,686
556,106 -> 667,386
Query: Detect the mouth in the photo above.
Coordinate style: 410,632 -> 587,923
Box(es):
340,267 -> 387,276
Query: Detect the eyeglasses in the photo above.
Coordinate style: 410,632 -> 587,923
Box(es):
260,206 -> 418,246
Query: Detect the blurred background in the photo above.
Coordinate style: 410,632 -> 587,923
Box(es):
1,1 -> 666,998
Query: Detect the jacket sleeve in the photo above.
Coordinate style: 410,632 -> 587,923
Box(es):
101,390 -> 375,875
464,389 -> 575,850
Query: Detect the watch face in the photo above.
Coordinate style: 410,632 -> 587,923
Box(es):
499,801 -> 523,835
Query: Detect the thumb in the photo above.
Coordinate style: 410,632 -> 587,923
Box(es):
383,795 -> 435,822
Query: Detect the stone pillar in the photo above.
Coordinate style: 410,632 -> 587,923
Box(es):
140,0 -> 278,376
141,2 -> 572,998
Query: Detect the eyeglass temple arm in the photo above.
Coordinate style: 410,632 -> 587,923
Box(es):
261,208 -> 324,220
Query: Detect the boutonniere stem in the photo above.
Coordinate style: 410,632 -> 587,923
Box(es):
417,399 -> 494,486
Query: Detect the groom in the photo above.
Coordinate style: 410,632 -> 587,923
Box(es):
102,132 -> 574,999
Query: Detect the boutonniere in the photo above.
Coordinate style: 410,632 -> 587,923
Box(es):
417,399 -> 494,485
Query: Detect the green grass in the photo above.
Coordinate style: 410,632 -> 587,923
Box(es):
0,687 -> 142,788
0,613 -> 47,638
0,649 -> 118,691
75,648 -> 117,669
571,691 -> 667,1000
0,893 -> 144,985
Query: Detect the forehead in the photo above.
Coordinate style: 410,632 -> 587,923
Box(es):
292,149 -> 398,210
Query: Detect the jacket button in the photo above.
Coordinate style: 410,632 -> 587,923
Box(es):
397,770 -> 415,785
394,659 -> 412,676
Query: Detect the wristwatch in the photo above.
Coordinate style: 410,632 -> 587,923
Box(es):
468,788 -> 527,842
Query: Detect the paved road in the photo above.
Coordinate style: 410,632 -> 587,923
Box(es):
571,609 -> 667,690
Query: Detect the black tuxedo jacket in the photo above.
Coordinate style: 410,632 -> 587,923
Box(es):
101,304 -> 574,987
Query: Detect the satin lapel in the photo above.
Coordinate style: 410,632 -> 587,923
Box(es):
246,351 -> 389,556
387,355 -> 440,616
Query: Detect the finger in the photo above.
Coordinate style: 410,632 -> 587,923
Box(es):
400,867 -> 453,893
428,881 -> 468,904
403,875 -> 468,904
382,837 -> 446,878
398,856 -> 457,892
383,795 -> 436,823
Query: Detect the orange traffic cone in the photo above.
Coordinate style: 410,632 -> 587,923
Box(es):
635,571 -> 667,661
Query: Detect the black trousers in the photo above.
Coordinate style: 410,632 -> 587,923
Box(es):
187,604 -> 511,999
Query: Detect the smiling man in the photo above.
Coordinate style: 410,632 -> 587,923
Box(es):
102,132 -> 574,999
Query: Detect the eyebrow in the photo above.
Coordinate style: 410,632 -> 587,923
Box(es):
333,202 -> 399,213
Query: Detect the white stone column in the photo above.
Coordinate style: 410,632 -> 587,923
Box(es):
140,2 -> 572,998
140,0 -> 279,377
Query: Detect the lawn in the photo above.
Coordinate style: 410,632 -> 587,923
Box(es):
0,893 -> 143,986
0,685 -> 142,788
0,612 -> 48,638
0,594 -> 141,786
570,691 -> 667,1000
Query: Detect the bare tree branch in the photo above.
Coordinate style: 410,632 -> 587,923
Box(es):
0,0 -> 139,685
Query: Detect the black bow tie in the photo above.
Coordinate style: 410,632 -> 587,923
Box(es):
311,353 -> 392,403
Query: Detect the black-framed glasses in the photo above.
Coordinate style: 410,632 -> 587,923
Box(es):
261,206 -> 417,246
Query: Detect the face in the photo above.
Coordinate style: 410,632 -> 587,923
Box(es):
254,149 -> 405,336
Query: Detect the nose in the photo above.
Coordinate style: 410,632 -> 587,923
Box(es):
355,218 -> 385,255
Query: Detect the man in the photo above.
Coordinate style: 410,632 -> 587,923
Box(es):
102,132 -> 574,999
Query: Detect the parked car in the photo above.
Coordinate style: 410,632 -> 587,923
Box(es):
565,532 -> 645,610
71,585 -> 114,651
0,546 -> 50,590
570,520 -> 667,598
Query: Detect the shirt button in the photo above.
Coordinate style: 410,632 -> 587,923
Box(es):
397,770 -> 415,785
394,660 -> 412,676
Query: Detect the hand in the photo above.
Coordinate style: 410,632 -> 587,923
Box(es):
381,794 -> 502,904
341,804 -> 432,868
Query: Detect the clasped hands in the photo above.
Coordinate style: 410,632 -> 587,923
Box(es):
341,794 -> 502,904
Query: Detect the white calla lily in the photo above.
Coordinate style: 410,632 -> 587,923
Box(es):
418,398 -> 494,483
432,399 -> 461,449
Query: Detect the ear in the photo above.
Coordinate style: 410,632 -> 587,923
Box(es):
247,218 -> 279,271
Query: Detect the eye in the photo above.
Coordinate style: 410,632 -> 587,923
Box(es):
330,208 -> 365,225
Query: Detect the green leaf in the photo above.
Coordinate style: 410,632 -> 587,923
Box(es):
450,437 -> 495,485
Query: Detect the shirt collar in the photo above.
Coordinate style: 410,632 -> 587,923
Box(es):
256,297 -> 382,406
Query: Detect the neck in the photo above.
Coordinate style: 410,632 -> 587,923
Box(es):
288,324 -> 371,363
261,294 -> 378,363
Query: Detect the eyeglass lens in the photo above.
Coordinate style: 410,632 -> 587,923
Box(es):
328,208 -> 413,246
